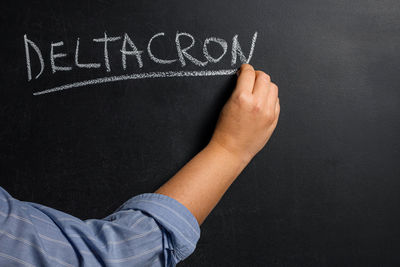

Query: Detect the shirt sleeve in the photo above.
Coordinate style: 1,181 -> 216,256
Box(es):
0,186 -> 200,267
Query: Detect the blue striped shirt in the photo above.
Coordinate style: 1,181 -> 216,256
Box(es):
0,186 -> 200,266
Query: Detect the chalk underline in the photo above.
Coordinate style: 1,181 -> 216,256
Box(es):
33,69 -> 238,96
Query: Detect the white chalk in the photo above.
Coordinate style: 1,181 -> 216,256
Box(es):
121,33 -> 144,70
24,34 -> 44,81
33,69 -> 237,96
75,38 -> 101,69
203,37 -> 228,63
231,31 -> 258,66
93,32 -> 121,72
147,32 -> 177,64
50,41 -> 72,73
175,32 -> 208,67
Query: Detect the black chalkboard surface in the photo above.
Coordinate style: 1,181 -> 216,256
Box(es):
1,0 -> 399,266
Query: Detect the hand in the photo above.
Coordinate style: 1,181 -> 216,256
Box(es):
155,64 -> 279,225
209,64 -> 280,164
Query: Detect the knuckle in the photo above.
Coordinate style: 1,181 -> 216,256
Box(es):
234,91 -> 251,105
264,110 -> 275,123
256,71 -> 270,82
252,99 -> 264,113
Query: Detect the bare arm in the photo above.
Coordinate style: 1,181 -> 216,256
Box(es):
155,64 -> 280,225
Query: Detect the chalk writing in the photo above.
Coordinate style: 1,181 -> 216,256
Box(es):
24,31 -> 258,95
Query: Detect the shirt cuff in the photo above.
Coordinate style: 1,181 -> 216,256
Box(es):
115,193 -> 201,262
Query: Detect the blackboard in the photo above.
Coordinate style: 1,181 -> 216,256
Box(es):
1,0 -> 400,266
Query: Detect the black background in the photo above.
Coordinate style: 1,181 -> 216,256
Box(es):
1,0 -> 400,266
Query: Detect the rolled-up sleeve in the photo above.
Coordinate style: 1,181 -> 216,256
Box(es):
115,193 -> 201,263
0,187 -> 200,267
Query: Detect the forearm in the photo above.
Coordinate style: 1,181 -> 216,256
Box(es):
155,64 -> 280,226
155,141 -> 251,225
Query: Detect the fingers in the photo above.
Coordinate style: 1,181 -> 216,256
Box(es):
266,82 -> 279,118
274,98 -> 280,121
235,64 -> 279,121
253,70 -> 270,98
252,70 -> 278,118
235,64 -> 256,93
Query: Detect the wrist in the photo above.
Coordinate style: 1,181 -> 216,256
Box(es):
206,139 -> 253,170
